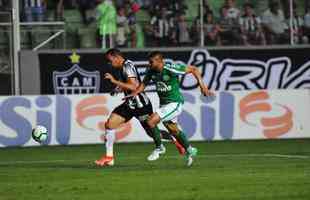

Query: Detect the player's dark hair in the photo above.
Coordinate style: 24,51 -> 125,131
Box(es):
148,51 -> 163,59
105,48 -> 123,59
243,2 -> 254,9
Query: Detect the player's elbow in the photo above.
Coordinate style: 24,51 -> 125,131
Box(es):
126,82 -> 139,92
188,66 -> 199,76
129,85 -> 138,91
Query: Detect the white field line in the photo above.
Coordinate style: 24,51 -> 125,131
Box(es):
0,154 -> 309,166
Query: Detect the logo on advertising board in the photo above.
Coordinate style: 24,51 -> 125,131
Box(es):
75,96 -> 132,141
53,52 -> 100,94
239,91 -> 293,138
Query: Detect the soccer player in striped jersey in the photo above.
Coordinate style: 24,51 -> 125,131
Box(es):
127,51 -> 214,166
95,49 -> 185,167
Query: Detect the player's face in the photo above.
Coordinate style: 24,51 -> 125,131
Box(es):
149,56 -> 164,71
107,55 -> 123,69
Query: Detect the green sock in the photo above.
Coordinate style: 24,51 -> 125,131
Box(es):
152,126 -> 162,149
174,131 -> 190,149
160,130 -> 172,140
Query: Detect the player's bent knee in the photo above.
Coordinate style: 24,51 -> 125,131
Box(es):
147,113 -> 160,129
163,122 -> 180,135
105,120 -> 118,130
147,120 -> 156,129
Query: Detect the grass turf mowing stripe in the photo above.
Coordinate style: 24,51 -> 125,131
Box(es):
0,153 -> 308,166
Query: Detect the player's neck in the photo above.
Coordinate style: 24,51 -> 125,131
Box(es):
120,58 -> 126,68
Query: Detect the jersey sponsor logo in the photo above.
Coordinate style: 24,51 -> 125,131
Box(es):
53,52 -> 100,94
156,81 -> 172,92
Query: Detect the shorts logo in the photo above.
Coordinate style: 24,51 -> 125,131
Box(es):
239,91 -> 293,138
53,52 -> 100,94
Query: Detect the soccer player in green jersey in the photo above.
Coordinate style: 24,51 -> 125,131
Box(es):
126,51 -> 214,166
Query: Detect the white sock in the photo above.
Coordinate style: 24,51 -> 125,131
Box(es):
105,129 -> 115,157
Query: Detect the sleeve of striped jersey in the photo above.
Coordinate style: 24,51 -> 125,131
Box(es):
167,63 -> 187,75
142,70 -> 152,85
124,62 -> 137,78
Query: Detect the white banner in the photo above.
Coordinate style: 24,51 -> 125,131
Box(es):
0,90 -> 309,147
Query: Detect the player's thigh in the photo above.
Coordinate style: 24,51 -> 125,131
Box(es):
105,113 -> 127,129
163,121 -> 181,135
106,104 -> 133,129
156,102 -> 183,123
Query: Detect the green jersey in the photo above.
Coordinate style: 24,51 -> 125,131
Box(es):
143,62 -> 187,105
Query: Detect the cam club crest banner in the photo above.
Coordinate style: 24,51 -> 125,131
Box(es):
39,52 -> 117,94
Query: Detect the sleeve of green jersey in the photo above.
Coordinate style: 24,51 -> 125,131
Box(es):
166,63 -> 187,75
142,69 -> 153,85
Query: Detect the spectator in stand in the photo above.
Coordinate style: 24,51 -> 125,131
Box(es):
203,0 -> 212,12
284,3 -> 308,44
304,5 -> 310,42
116,6 -> 129,47
149,0 -> 169,18
218,5 -> 240,45
22,0 -> 47,22
261,1 -> 289,44
96,0 -> 117,49
225,0 -> 240,20
191,3 -> 212,46
56,0 -> 77,21
150,6 -> 171,46
239,3 -> 266,45
175,13 -> 191,46
136,0 -> 151,9
169,0 -> 188,15
204,11 -> 221,46
127,1 -> 140,48
76,0 -> 97,25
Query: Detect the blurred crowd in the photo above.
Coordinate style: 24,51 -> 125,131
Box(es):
144,0 -> 310,46
1,0 -> 310,47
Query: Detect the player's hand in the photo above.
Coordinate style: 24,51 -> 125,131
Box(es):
104,73 -> 116,83
201,87 -> 215,97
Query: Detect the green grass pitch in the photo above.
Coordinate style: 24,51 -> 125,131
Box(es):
0,139 -> 309,200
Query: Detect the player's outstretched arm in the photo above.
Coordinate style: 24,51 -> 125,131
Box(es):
104,73 -> 138,92
186,66 -> 214,96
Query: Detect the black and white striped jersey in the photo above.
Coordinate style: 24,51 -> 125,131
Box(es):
119,60 -> 150,109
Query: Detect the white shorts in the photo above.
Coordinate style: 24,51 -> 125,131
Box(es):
156,102 -> 183,123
